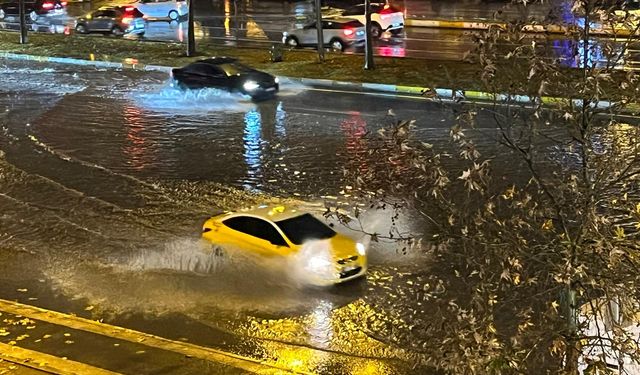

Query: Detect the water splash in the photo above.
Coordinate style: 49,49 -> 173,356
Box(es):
126,238 -> 230,274
129,82 -> 256,114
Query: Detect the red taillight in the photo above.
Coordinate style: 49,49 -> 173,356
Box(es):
122,16 -> 133,24
380,4 -> 401,14
343,28 -> 354,36
41,2 -> 54,9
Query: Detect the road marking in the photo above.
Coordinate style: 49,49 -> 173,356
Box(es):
0,342 -> 119,375
0,299 -> 303,375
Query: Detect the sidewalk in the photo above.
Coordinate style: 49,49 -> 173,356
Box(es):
0,299 -> 287,375
0,359 -> 50,375
394,0 -> 565,22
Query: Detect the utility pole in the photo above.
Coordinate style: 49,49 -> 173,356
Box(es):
364,0 -> 374,69
315,0 -> 324,62
18,0 -> 27,44
186,0 -> 195,56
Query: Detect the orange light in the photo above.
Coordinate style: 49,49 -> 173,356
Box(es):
122,16 -> 133,24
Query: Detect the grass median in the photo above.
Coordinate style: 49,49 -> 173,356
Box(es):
0,30 -> 485,90
0,30 -> 631,99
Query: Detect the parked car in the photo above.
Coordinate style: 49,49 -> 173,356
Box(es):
0,0 -> 66,22
339,2 -> 404,38
75,6 -> 145,36
201,205 -> 367,286
129,0 -> 187,21
282,17 -> 365,51
171,57 -> 279,101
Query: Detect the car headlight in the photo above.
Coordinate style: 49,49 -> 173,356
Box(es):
356,242 -> 366,256
307,255 -> 335,279
243,80 -> 260,91
274,77 -> 279,84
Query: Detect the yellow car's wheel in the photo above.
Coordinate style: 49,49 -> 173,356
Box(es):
212,245 -> 225,257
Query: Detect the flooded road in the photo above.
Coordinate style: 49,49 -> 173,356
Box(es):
2,59 -> 626,373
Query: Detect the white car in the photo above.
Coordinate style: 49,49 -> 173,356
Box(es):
338,3 -> 404,38
131,0 -> 187,20
283,18 -> 365,52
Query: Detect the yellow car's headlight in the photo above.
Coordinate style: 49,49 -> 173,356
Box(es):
356,242 -> 366,256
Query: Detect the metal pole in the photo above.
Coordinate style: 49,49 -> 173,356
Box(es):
186,0 -> 196,56
364,0 -> 374,69
18,0 -> 27,44
315,0 -> 324,62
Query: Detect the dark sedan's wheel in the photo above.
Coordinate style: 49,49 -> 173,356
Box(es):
0,9 -> 5,20
168,10 -> 179,20
75,24 -> 87,34
284,36 -> 299,48
390,28 -> 403,36
29,11 -> 38,22
111,26 -> 124,36
370,22 -> 382,38
329,38 -> 345,52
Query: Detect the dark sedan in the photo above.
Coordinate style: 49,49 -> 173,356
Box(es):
171,57 -> 279,101
0,0 -> 66,22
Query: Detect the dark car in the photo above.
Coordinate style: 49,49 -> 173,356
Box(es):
171,57 -> 280,100
0,0 -> 66,22
75,6 -> 146,36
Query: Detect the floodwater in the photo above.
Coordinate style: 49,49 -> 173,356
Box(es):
0,60 -> 450,373
1,60 -> 638,373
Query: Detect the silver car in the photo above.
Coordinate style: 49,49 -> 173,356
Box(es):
282,18 -> 365,52
75,6 -> 146,36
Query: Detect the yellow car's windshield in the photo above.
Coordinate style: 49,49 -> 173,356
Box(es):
275,214 -> 336,245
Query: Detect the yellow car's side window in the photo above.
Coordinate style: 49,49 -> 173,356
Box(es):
223,216 -> 289,247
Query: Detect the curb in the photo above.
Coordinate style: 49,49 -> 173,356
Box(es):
0,52 -> 173,73
0,52 -> 620,110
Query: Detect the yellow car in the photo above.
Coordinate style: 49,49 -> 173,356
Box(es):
201,205 -> 367,285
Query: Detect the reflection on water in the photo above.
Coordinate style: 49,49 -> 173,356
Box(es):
123,104 -> 155,171
309,299 -> 334,349
243,108 -> 263,190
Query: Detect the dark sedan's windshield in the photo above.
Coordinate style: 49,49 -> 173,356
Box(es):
219,63 -> 255,76
275,213 -> 336,245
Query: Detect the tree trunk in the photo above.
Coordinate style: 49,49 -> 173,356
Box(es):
364,0 -> 374,70
186,0 -> 196,56
315,0 -> 324,62
18,0 -> 27,44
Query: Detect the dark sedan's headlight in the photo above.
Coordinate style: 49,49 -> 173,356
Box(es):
243,80 -> 260,91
